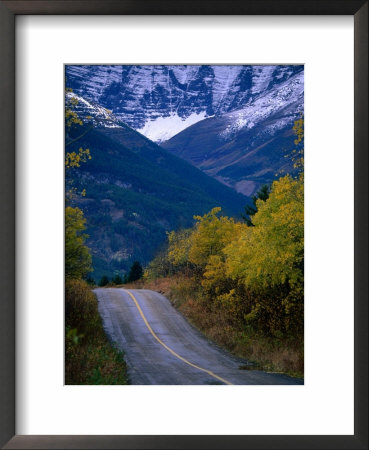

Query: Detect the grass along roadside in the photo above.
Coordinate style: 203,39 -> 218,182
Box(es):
65,279 -> 129,384
133,276 -> 303,379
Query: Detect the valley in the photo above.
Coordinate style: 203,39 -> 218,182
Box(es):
65,64 -> 305,385
66,122 -> 247,280
66,64 -> 303,281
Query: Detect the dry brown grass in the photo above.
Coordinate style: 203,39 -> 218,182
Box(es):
140,275 -> 303,378
126,277 -> 177,299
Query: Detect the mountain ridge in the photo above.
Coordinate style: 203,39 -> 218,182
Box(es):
161,70 -> 303,196
66,65 -> 303,142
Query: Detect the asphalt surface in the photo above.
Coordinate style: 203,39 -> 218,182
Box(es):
94,288 -> 303,385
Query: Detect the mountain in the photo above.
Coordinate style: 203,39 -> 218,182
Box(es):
66,65 -> 303,143
162,71 -> 304,196
66,117 -> 249,281
65,65 -> 304,278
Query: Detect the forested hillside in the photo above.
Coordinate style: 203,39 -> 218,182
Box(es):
66,123 -> 248,280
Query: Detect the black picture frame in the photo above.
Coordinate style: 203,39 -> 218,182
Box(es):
0,1 -> 367,449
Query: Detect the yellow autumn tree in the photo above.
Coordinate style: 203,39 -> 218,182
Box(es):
65,206 -> 92,279
290,115 -> 304,174
188,207 -> 246,268
226,175 -> 303,289
224,173 -> 304,333
65,87 -> 92,280
198,210 -> 247,300
167,228 -> 193,268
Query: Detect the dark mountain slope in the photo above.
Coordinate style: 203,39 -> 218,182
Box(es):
66,125 -> 249,280
162,114 -> 297,196
162,71 -> 304,196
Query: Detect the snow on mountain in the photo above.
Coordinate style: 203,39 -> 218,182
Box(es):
66,92 -> 124,129
251,66 -> 277,94
66,65 -> 303,142
211,66 -> 243,112
161,70 -> 304,196
66,65 -> 123,100
66,91 -> 209,142
219,70 -> 304,140
136,111 -> 208,143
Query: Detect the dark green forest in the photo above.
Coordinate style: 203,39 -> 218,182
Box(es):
66,124 -> 248,280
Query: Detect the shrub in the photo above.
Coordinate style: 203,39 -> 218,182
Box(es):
65,279 -> 98,334
65,278 -> 128,384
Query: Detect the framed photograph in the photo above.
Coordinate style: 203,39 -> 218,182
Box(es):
1,1 -> 367,449
64,61 -> 305,388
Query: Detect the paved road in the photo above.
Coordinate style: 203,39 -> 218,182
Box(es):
94,288 -> 303,385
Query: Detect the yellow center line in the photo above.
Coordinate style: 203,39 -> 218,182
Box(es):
122,289 -> 233,385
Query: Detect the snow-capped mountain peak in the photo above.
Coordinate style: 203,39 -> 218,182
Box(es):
219,70 -> 304,140
66,65 -> 304,142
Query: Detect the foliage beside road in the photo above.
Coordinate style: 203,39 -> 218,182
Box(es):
65,91 -> 128,385
143,120 -> 304,378
65,279 -> 128,384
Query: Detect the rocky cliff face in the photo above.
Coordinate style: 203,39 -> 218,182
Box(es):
66,65 -> 303,143
162,70 -> 304,196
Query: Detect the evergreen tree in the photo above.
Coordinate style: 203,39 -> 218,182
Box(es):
99,275 -> 109,287
85,275 -> 95,286
112,274 -> 123,285
241,184 -> 270,226
128,261 -> 143,282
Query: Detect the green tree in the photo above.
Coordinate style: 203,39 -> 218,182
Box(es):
112,274 -> 123,285
128,261 -> 143,282
85,275 -> 96,286
99,275 -> 110,287
241,184 -> 270,226
144,245 -> 174,280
